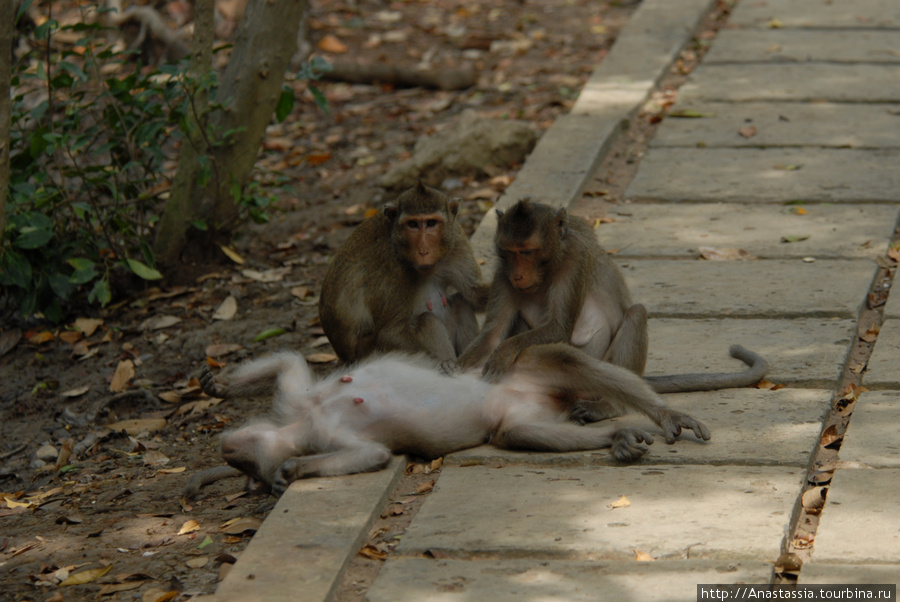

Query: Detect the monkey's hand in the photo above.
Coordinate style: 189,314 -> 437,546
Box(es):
611,428 -> 654,462
481,348 -> 517,383
199,365 -> 228,398
658,410 -> 711,444
439,359 -> 461,376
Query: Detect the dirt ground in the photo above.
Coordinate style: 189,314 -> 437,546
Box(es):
0,1 -> 729,599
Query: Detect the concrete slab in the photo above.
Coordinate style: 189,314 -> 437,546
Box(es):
626,147 -> 900,204
590,203 -> 898,260
396,464 -> 802,560
212,458 -> 404,601
449,388 -> 829,467
808,468 -> 900,563
862,319 -> 900,388
647,318 -> 855,387
838,391 -> 900,468
469,0 -> 716,259
704,29 -> 900,64
728,0 -> 900,29
885,288 -> 900,320
367,558 -> 775,602
619,258 -> 875,318
800,564 -> 900,586
678,64 -> 900,103
652,103 -> 900,149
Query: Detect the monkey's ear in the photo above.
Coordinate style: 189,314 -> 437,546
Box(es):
383,203 -> 399,221
448,198 -> 461,217
555,207 -> 569,239
495,208 -> 505,220
415,180 -> 429,195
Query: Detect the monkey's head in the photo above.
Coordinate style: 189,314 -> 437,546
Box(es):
385,181 -> 461,274
221,422 -> 294,494
495,199 -> 568,293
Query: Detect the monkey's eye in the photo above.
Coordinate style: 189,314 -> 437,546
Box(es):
406,220 -> 419,229
519,250 -> 534,257
425,219 -> 438,228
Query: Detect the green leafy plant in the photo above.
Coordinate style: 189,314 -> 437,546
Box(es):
2,4 -> 315,321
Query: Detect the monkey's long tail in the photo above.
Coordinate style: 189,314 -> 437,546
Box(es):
644,344 -> 769,394
183,465 -> 243,500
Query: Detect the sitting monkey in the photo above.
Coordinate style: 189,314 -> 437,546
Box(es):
185,345 -> 710,498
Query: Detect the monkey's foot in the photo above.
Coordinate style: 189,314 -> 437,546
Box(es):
199,365 -> 228,398
611,428 -> 653,462
569,399 -> 621,424
659,410 -> 711,444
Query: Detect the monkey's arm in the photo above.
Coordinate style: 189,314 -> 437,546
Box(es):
644,345 -> 768,393
480,277 -> 585,380
272,444 -> 393,497
457,283 -> 519,372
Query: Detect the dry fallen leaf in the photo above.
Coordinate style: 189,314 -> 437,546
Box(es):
633,549 -> 654,561
58,330 -> 83,344
358,544 -> 388,560
738,125 -> 757,138
73,317 -> 104,337
220,516 -> 263,535
109,359 -> 135,392
819,425 -> 842,449
142,450 -> 170,467
859,325 -> 880,343
206,343 -> 243,357
318,34 -> 348,53
179,519 -> 201,535
141,315 -> 182,330
306,352 -> 338,364
186,556 -> 209,569
219,245 -> 245,265
60,385 -> 90,398
106,418 -> 167,435
607,494 -> 631,509
27,331 -> 55,345
801,486 -> 826,514
241,267 -> 292,283
698,246 -> 756,261
416,480 -> 435,494
60,565 -> 113,586
213,296 -> 238,321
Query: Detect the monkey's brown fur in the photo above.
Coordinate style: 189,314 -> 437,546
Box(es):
459,199 -> 767,396
319,182 -> 488,363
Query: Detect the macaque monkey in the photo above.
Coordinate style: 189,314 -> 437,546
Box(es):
184,346 -> 710,498
318,182 -> 488,364
458,199 -> 768,396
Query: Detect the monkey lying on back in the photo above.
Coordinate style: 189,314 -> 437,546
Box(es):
184,346 -> 710,498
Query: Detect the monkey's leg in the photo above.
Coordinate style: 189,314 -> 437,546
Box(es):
199,352 -> 313,399
493,422 -> 654,462
446,292 -> 480,355
602,303 -> 649,375
411,312 -> 458,360
515,344 -> 710,444
272,443 -> 393,496
569,304 -> 649,423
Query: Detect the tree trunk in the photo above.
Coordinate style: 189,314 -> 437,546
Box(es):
0,0 -> 14,245
154,0 -> 308,271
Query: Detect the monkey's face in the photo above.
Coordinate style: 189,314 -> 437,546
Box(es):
501,240 -> 545,293
397,213 -> 449,272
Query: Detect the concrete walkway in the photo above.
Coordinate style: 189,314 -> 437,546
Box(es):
209,0 -> 900,599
